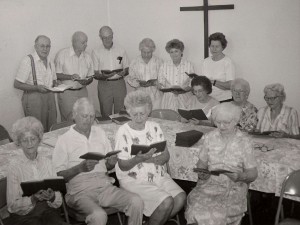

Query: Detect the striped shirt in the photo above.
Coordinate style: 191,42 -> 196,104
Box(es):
128,55 -> 163,109
6,152 -> 62,215
158,59 -> 194,110
15,51 -> 56,88
256,105 -> 299,135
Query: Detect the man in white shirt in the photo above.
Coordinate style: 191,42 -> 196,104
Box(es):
92,26 -> 129,117
55,31 -> 94,121
52,98 -> 143,225
14,35 -> 57,132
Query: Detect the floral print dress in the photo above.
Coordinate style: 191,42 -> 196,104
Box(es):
237,101 -> 258,132
115,121 -> 167,183
185,129 -> 257,225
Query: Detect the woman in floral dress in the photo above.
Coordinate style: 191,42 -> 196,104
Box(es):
185,103 -> 258,225
115,90 -> 186,225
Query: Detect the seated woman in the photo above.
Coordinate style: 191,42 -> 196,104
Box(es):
256,83 -> 299,138
231,78 -> 258,132
180,75 -> 219,126
127,38 -> 163,109
5,117 -> 67,225
185,103 -> 258,225
202,32 -> 235,102
158,39 -> 194,111
115,90 -> 186,225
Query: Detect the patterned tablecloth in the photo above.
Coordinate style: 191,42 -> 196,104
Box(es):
1,118 -> 300,198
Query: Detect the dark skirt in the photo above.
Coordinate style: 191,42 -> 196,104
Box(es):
4,201 -> 66,225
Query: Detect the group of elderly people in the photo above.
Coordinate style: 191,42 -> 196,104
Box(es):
3,28 -> 299,225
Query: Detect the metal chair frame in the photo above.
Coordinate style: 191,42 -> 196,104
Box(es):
275,169 -> 300,225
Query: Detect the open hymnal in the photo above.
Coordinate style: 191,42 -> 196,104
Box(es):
21,177 -> 66,196
79,150 -> 121,161
193,168 -> 233,176
178,109 -> 208,120
137,79 -> 157,86
101,69 -> 123,74
159,86 -> 187,94
46,84 -> 73,92
95,116 -> 112,124
131,140 -> 166,155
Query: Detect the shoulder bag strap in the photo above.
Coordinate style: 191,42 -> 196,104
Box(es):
28,54 -> 37,86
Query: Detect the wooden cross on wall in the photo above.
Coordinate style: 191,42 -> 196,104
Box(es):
180,0 -> 234,58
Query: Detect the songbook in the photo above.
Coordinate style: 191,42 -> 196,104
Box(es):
79,150 -> 121,160
131,140 -> 167,155
101,69 -> 123,75
137,79 -> 157,86
178,109 -> 208,121
119,109 -> 129,116
46,84 -> 73,92
175,130 -> 203,147
21,177 -> 66,197
112,116 -> 131,125
193,168 -> 233,176
96,116 -> 112,124
248,131 -> 272,136
159,86 -> 187,94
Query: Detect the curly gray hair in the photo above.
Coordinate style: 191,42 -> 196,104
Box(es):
264,83 -> 286,101
124,90 -> 153,114
212,102 -> 242,124
11,117 -> 44,146
231,78 -> 251,95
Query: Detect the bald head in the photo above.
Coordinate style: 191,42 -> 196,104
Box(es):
34,35 -> 51,60
99,26 -> 113,49
72,31 -> 88,54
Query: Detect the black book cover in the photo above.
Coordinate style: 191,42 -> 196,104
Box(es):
178,109 -> 208,120
131,141 -> 167,155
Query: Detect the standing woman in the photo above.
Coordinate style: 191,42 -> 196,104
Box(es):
158,39 -> 194,111
202,32 -> 235,102
127,38 -> 163,109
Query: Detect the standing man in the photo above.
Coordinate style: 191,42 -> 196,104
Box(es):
55,31 -> 94,121
14,35 -> 57,132
92,26 -> 129,117
52,98 -> 144,225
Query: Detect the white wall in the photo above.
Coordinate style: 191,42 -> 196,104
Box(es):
0,0 -> 108,131
109,0 -> 300,116
1,0 -> 300,132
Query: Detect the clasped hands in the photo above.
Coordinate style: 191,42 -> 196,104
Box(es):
31,188 -> 55,204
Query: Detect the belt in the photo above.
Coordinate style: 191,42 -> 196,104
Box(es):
101,77 -> 124,82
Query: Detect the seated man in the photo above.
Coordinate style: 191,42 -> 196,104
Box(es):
52,97 -> 143,225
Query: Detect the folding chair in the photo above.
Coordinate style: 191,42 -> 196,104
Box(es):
150,109 -> 180,121
275,169 -> 300,225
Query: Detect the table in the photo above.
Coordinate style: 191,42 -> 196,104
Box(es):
1,118 -> 300,198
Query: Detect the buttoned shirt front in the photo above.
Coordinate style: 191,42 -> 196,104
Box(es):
91,43 -> 129,72
6,152 -> 62,215
55,47 -> 94,89
257,105 -> 299,135
52,125 -> 112,176
15,51 -> 56,88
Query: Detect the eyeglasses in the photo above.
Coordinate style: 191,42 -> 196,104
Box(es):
101,35 -> 113,40
264,96 -> 282,101
193,89 -> 206,94
232,89 -> 246,94
21,136 -> 39,145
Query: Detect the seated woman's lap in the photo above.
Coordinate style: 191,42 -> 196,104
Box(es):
5,202 -> 63,225
120,176 -> 184,216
